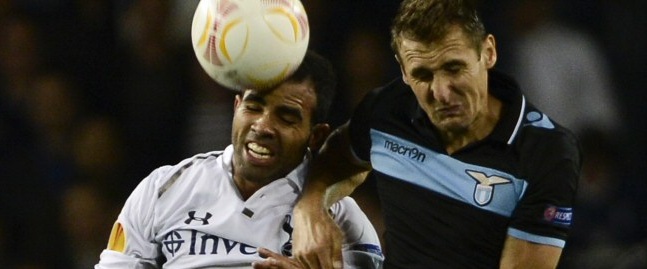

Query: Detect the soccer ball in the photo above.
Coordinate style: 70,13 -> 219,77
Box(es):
191,0 -> 309,91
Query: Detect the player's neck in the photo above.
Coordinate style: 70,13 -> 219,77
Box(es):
232,175 -> 268,201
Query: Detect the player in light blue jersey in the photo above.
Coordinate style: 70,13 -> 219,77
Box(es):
291,1 -> 581,268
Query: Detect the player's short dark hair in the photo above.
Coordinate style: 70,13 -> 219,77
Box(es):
390,0 -> 486,57
285,50 -> 337,125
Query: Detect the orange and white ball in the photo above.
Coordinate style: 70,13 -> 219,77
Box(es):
191,0 -> 309,91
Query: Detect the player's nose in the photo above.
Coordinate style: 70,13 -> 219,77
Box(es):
430,76 -> 452,102
251,113 -> 276,137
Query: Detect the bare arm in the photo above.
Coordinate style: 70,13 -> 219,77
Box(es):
499,235 -> 563,269
293,123 -> 372,269
300,122 -> 372,207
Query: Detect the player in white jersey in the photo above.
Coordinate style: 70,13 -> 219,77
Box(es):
95,51 -> 383,269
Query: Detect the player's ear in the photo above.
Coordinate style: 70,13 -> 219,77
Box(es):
482,34 -> 497,68
234,94 -> 243,111
308,123 -> 331,153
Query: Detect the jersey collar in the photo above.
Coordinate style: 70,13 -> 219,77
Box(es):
221,145 -> 308,215
486,69 -> 526,145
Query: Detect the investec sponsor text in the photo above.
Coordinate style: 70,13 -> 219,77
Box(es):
162,229 -> 257,257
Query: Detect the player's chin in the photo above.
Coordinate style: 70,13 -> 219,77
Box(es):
239,168 -> 277,184
434,118 -> 469,132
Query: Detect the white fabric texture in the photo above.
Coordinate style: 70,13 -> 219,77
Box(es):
96,145 -> 383,269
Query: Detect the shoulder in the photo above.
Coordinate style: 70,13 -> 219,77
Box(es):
329,197 -> 371,228
144,150 -> 227,198
119,150 -> 228,226
330,196 -> 361,213
513,106 -> 582,180
515,107 -> 581,159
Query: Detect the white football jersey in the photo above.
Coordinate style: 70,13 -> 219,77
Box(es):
95,145 -> 383,269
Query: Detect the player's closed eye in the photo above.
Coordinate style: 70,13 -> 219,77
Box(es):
411,68 -> 434,82
442,60 -> 466,74
244,103 -> 263,112
279,114 -> 299,125
277,108 -> 303,125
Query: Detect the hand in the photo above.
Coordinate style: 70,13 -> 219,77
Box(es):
252,248 -> 303,269
291,200 -> 344,269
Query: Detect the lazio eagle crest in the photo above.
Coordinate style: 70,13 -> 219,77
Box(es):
466,170 -> 512,206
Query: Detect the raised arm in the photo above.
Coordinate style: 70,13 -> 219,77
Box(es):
292,122 -> 372,269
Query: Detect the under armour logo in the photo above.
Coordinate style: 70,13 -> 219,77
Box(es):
466,170 -> 512,206
185,211 -> 213,225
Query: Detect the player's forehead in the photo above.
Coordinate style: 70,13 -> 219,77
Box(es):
399,34 -> 478,72
398,27 -> 475,66
243,81 -> 317,112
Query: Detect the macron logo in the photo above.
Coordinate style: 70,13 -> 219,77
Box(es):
384,140 -> 426,162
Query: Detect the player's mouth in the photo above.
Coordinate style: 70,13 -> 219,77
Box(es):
435,104 -> 463,117
246,142 -> 274,161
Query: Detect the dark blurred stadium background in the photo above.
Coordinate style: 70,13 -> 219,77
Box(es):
1,0 -> 645,268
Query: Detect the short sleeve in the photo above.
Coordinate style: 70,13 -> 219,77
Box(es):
330,197 -> 384,269
509,127 -> 582,247
96,166 -> 174,268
